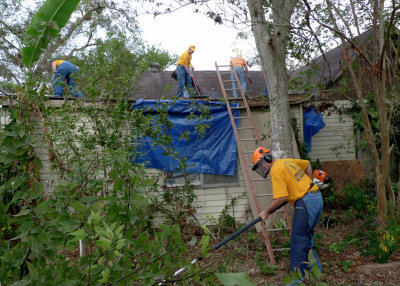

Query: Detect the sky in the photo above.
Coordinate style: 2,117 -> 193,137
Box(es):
137,6 -> 255,71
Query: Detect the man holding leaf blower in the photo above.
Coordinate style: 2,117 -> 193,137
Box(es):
252,147 -> 324,283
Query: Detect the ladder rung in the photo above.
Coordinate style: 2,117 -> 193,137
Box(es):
230,106 -> 246,109
256,193 -> 272,196
233,116 -> 249,119
223,80 -> 237,82
240,138 -> 257,141
220,72 -> 232,75
236,126 -> 253,130
267,227 -> 289,232
273,248 -> 290,252
225,88 -> 239,91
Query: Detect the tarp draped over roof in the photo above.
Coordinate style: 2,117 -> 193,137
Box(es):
131,99 -> 240,175
303,106 -> 325,152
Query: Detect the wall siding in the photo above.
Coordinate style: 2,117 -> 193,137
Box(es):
308,100 -> 356,161
2,100 -> 355,227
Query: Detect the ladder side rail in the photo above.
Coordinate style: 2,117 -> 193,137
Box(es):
282,206 -> 292,233
229,62 -> 263,146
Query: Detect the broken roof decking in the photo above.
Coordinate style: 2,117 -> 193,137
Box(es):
289,29 -> 374,95
132,30 -> 373,101
131,70 -> 269,100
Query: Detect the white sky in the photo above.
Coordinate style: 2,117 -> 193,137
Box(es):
137,7 -> 255,71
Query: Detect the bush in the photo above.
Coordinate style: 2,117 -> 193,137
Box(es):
362,220 -> 400,263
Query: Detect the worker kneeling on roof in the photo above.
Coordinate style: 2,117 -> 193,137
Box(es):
252,147 -> 323,283
51,60 -> 83,98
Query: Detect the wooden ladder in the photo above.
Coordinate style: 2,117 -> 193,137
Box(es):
215,61 -> 291,264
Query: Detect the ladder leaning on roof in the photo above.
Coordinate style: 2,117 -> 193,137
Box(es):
214,61 -> 291,264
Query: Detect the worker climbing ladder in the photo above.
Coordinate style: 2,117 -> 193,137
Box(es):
215,61 -> 291,264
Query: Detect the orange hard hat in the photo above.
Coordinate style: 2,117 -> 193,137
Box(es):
252,147 -> 271,165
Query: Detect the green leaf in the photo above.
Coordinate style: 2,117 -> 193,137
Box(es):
70,200 -> 88,213
199,235 -> 210,255
189,237 -> 197,246
96,237 -> 112,250
12,209 -> 30,217
36,200 -> 51,214
10,279 -> 32,286
26,261 -> 39,280
22,0 -> 81,67
215,273 -> 256,286
68,229 -> 86,243
113,178 -> 123,192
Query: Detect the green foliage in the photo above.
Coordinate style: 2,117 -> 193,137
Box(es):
361,220 -> 400,263
290,114 -> 309,160
335,181 -> 399,263
254,252 -> 276,275
328,234 -> 360,254
217,193 -> 246,230
74,37 -> 176,100
2,10 -> 210,284
283,250 -> 327,286
23,0 -> 81,67
338,261 -> 352,273
341,180 -> 376,217
216,272 -> 256,286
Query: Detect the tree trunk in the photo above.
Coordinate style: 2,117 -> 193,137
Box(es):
246,0 -> 298,159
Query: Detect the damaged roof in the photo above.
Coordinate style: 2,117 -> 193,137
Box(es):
132,30 -> 374,100
131,69 -> 268,100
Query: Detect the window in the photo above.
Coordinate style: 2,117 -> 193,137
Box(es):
164,158 -> 239,188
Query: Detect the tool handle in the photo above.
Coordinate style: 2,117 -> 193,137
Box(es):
212,216 -> 261,250
167,201 -> 288,282
211,200 -> 288,250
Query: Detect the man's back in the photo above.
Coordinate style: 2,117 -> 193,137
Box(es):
270,158 -> 318,204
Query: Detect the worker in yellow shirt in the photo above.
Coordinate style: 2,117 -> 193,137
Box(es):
230,54 -> 250,97
51,60 -> 83,97
176,45 -> 195,98
252,147 -> 323,284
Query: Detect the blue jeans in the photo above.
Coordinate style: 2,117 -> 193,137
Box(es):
183,68 -> 193,98
231,66 -> 246,97
53,61 -> 83,97
264,83 -> 269,96
290,191 -> 323,279
176,65 -> 194,98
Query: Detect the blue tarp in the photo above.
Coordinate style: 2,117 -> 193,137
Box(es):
303,106 -> 325,152
131,100 -> 240,175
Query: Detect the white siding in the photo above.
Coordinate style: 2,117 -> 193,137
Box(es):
1,102 -> 301,228
308,100 -> 356,161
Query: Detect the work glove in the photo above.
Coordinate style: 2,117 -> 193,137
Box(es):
313,178 -> 330,190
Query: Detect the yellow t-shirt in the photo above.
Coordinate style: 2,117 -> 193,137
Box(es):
176,50 -> 193,68
53,60 -> 65,67
270,158 -> 319,204
231,57 -> 246,67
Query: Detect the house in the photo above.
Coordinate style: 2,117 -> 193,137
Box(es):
131,59 -> 358,226
0,42 -> 363,227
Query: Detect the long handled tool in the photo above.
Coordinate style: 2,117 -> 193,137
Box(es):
190,75 -> 201,96
168,201 -> 288,281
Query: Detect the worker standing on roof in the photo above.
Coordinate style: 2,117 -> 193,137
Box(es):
176,45 -> 195,98
230,54 -> 250,97
52,60 -> 83,98
252,147 -> 323,284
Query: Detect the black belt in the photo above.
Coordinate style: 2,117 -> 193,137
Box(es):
307,182 -> 317,192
